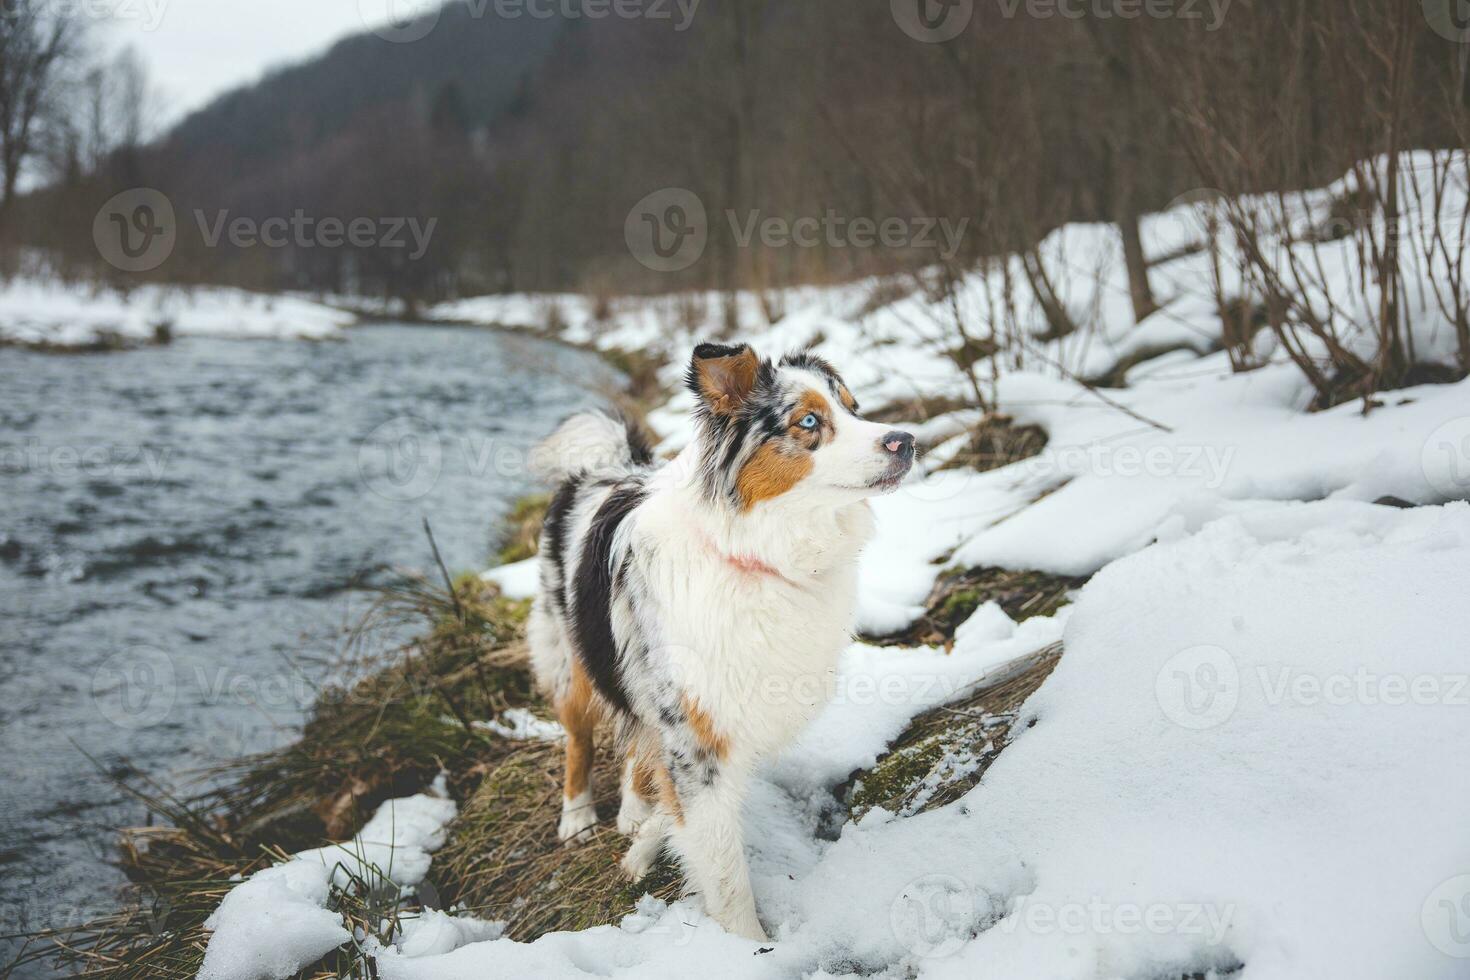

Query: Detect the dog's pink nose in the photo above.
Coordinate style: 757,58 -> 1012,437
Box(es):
880,431 -> 915,458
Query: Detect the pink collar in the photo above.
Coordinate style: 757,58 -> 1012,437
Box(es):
698,531 -> 796,585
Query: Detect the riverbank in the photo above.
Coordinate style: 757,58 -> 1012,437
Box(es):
14,153 -> 1470,979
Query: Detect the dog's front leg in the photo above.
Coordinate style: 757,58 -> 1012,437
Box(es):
667,762 -> 768,942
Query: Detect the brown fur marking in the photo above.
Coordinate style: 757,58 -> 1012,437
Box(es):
629,746 -> 659,804
555,659 -> 599,802
653,761 -> 684,824
837,385 -> 859,413
792,390 -> 833,449
736,441 -> 814,509
682,694 -> 730,760
696,346 -> 760,416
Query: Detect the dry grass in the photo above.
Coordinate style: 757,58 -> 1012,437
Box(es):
435,739 -> 682,941
930,413 -> 1048,475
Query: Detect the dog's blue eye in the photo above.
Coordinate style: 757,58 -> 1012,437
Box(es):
798,413 -> 820,430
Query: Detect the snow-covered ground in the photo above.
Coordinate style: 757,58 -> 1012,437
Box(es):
211,153 -> 1470,978
0,278 -> 353,348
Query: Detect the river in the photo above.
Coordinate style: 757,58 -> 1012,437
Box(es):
0,324 -> 609,974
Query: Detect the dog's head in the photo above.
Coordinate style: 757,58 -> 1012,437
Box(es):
684,343 -> 914,511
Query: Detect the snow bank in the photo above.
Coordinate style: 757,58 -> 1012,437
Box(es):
197,861 -> 350,980
0,278 -> 352,348
386,503 -> 1470,979
198,778 -> 457,980
419,151 -> 1470,978
954,361 -> 1470,576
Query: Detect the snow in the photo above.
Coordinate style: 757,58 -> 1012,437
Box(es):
472,707 -> 565,742
379,502 -> 1470,980
391,910 -> 505,958
198,778 -> 458,980
203,150 -> 1470,978
292,777 -> 456,895
197,861 -> 350,980
0,278 -> 353,348
480,557 -> 539,599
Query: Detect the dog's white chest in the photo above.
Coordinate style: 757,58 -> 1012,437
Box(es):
653,561 -> 858,758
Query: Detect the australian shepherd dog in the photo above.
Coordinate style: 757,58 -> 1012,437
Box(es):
526,342 -> 915,941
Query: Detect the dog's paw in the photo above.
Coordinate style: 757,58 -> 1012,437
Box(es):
720,909 -> 769,943
615,794 -> 652,836
557,795 -> 598,845
619,844 -> 655,881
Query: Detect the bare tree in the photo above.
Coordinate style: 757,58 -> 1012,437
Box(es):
0,0 -> 80,221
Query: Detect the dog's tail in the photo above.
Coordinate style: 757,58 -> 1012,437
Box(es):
530,411 -> 655,484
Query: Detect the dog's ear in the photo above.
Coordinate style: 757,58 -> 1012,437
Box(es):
688,343 -> 760,416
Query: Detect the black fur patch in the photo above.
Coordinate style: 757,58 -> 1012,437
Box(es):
569,482 -> 647,715
542,474 -> 583,616
622,415 -> 655,467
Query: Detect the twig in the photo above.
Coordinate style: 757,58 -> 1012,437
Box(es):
422,518 -> 464,623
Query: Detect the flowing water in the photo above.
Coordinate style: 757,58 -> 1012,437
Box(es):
0,324 -> 609,974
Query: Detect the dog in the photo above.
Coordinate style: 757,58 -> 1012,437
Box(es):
525,342 -> 915,941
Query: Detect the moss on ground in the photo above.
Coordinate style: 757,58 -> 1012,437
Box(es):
494,494 -> 551,565
846,644 -> 1062,820
873,566 -> 1086,648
